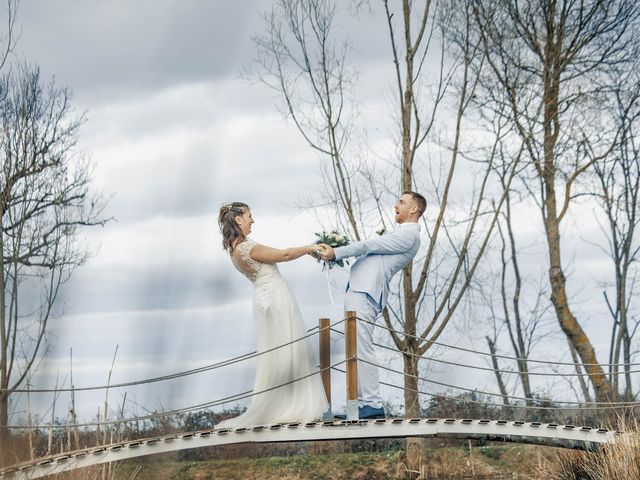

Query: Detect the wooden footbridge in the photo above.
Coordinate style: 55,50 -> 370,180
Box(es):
0,314 -> 634,479
0,418 -> 619,480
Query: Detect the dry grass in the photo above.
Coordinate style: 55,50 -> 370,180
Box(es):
112,451 -> 403,480
535,419 -> 640,480
99,444 -> 541,480
0,441 -> 549,479
395,443 -> 541,479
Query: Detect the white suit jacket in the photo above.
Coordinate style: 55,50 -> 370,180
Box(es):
334,223 -> 421,309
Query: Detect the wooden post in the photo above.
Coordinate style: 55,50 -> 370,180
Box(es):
319,318 -> 331,419
345,310 -> 358,420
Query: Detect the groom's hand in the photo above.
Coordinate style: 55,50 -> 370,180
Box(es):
318,244 -> 336,261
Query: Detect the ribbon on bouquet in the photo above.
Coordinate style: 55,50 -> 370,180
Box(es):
324,266 -> 336,306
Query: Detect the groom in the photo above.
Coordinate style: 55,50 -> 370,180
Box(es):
319,191 -> 426,419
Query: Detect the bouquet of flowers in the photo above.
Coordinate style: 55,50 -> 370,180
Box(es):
313,230 -> 350,270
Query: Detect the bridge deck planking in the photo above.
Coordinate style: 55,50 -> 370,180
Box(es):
0,418 -> 618,480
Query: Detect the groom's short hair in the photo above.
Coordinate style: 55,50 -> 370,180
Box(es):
404,191 -> 427,217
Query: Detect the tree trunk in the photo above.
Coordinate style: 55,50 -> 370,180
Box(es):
403,351 -> 424,477
0,228 -> 8,463
623,334 -> 633,401
397,1 -> 422,474
617,272 -> 633,400
400,0 -> 415,193
546,221 -> 612,401
0,392 -> 9,465
500,204 -> 533,403
568,341 -> 592,404
486,336 -> 510,406
540,26 -> 613,402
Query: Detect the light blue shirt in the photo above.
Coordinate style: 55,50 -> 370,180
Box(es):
335,222 -> 421,309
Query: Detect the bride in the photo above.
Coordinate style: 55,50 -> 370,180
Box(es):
216,202 -> 329,428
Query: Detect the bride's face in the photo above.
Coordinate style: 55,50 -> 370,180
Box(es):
235,208 -> 254,236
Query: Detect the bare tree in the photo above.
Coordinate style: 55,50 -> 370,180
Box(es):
472,0 -> 640,402
0,0 -> 17,73
253,0 -> 521,472
0,63 -> 108,460
480,203 -> 551,407
251,0 -> 366,239
485,211 -> 549,404
381,2 -> 527,469
592,68 -> 640,401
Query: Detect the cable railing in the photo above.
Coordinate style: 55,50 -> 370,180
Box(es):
2,309 -> 639,480
359,358 -> 640,409
5,312 -> 638,433
330,315 -> 640,410
330,363 -> 640,412
358,317 -> 640,368
3,318 -> 346,429
371,340 -> 640,377
5,360 -> 347,430
2,320 -> 344,394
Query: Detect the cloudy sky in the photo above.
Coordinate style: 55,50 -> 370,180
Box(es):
5,1 -> 626,425
9,0 -> 374,422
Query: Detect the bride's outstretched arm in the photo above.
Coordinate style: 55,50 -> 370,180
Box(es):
250,243 -> 318,264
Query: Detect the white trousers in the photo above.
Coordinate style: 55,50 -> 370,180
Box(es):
344,289 -> 383,408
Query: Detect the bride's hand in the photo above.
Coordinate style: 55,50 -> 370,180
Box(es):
317,244 -> 335,260
308,244 -> 321,258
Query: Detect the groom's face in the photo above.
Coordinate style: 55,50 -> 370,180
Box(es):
394,194 -> 418,224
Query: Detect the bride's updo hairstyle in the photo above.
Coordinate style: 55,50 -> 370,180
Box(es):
218,202 -> 250,253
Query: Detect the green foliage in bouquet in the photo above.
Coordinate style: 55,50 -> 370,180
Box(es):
314,230 -> 350,269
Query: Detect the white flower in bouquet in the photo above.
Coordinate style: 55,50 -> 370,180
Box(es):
313,230 -> 350,269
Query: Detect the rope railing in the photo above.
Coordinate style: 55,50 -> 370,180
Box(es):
384,377 -> 639,412
331,365 -> 640,412
3,318 -> 347,429
358,316 -> 640,368
371,340 -> 640,377
1,319 -> 346,394
5,309 -> 637,479
358,357 -> 640,408
331,314 -> 640,411
10,311 -> 618,397
4,359 -> 347,430
330,314 -> 640,409
6,311 -> 637,431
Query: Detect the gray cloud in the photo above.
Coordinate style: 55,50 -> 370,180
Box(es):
15,0 -> 271,100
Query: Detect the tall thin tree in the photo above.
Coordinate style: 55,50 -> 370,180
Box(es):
0,63 -> 108,460
472,0 -> 640,402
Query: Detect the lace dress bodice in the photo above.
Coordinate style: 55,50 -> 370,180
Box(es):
231,239 -> 283,286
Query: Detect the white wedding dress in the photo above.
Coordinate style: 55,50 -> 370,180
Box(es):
216,239 -> 329,428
